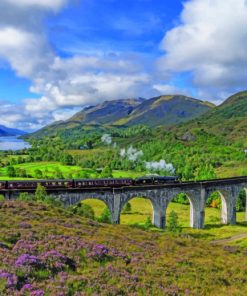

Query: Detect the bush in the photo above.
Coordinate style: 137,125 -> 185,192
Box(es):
172,193 -> 190,205
121,202 -> 132,214
43,195 -> 63,208
144,216 -> 153,229
0,195 -> 5,201
71,203 -> 95,220
35,184 -> 47,202
167,211 -> 181,234
206,192 -> 222,208
236,189 -> 246,212
98,208 -> 112,224
17,192 -> 33,201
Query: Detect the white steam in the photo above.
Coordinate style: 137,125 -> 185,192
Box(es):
101,134 -> 112,145
102,135 -> 176,174
145,160 -> 175,174
120,146 -> 144,162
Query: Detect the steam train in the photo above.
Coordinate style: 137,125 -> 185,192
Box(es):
0,176 -> 179,190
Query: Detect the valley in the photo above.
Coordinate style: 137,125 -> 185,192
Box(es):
0,91 -> 246,295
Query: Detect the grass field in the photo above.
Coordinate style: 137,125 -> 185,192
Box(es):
68,148 -> 109,156
216,161 -> 247,178
0,162 -> 84,179
83,197 -> 247,245
0,161 -> 145,180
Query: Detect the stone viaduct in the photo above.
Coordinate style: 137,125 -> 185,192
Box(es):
3,176 -> 247,229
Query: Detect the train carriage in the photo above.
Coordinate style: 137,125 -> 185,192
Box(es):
75,178 -> 133,188
7,180 -> 73,190
0,181 -> 7,190
1,175 -> 178,191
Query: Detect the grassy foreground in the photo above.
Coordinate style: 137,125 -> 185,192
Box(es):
0,200 -> 246,295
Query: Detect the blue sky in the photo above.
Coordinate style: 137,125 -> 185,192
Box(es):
0,0 -> 247,130
47,0 -> 182,55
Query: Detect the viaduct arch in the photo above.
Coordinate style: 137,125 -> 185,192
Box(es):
3,177 -> 247,229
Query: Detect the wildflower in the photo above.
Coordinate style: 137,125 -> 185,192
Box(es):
0,270 -> 18,288
88,244 -> 109,262
22,283 -> 34,290
30,290 -> 45,296
15,254 -> 40,267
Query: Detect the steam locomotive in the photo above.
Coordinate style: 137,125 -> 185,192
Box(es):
0,176 -> 179,190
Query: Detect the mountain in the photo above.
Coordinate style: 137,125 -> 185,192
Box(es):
29,95 -> 214,138
115,95 -> 214,127
70,98 -> 144,125
175,91 -> 247,140
0,125 -> 26,137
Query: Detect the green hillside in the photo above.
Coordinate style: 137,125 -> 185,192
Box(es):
14,90 -> 247,184
115,95 -> 214,127
174,91 -> 247,142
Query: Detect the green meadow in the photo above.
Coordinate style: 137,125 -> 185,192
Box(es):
83,197 -> 247,245
0,161 -> 143,180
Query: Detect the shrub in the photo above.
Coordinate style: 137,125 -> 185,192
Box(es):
167,211 -> 181,234
98,208 -> 112,224
144,216 -> 153,229
71,203 -> 95,220
206,192 -> 221,208
172,193 -> 190,205
17,192 -> 33,201
236,189 -> 246,212
35,184 -> 47,202
43,195 -> 63,207
0,195 -> 5,202
121,202 -> 132,214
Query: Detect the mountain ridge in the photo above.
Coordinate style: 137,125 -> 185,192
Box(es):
173,90 -> 247,142
28,94 -> 214,138
0,125 -> 26,137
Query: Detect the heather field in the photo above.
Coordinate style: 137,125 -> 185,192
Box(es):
0,200 -> 246,295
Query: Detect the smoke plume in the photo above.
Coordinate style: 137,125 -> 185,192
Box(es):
120,146 -> 143,162
145,160 -> 175,174
101,134 -> 112,145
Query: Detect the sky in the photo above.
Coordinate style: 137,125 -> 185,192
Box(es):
0,0 -> 247,131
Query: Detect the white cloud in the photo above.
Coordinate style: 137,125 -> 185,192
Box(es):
5,0 -> 242,131
0,27 -> 52,77
153,84 -> 191,96
3,0 -> 68,11
0,0 -> 162,131
159,0 -> 247,99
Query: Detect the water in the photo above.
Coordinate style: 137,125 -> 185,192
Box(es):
0,136 -> 31,151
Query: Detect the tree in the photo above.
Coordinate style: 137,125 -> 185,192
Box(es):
194,164 -> 216,181
7,166 -> 16,177
144,216 -> 153,229
62,154 -> 73,165
100,166 -> 113,178
122,202 -> 132,214
34,169 -> 43,179
35,184 -> 47,202
72,203 -> 95,219
98,208 -> 112,224
18,169 -> 27,178
236,189 -> 246,212
167,211 -> 181,233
